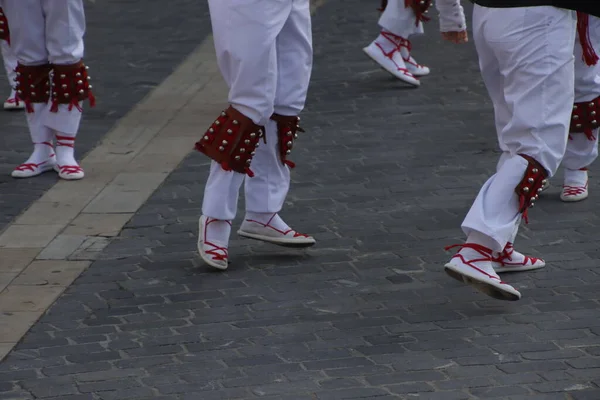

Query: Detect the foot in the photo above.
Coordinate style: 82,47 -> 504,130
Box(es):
561,168 -> 588,202
11,142 -> 56,178
54,164 -> 85,180
404,55 -> 430,77
444,243 -> 521,301
238,213 -> 316,248
399,44 -> 430,77
493,242 -> 545,273
55,134 -> 84,180
198,215 -> 230,270
3,89 -> 24,111
362,31 -> 420,87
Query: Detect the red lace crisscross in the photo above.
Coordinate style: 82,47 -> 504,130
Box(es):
14,142 -> 54,171
245,214 -> 310,238
444,243 -> 506,283
562,182 -> 588,197
495,242 -> 541,266
203,218 -> 230,262
57,165 -> 83,175
15,161 -> 47,172
375,31 -> 417,79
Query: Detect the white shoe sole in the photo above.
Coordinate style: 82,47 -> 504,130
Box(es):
560,192 -> 588,202
11,164 -> 56,178
445,263 -> 521,301
407,64 -> 430,77
362,47 -> 420,87
493,262 -> 546,273
54,165 -> 85,180
4,103 -> 25,111
237,230 -> 316,248
198,216 -> 228,270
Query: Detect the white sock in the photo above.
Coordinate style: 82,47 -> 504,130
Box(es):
374,30 -> 399,54
244,212 -> 291,232
461,231 -> 499,276
23,103 -> 55,165
564,168 -> 588,186
205,218 -> 232,247
55,133 -> 79,166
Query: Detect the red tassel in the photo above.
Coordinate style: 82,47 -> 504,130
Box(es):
25,101 -> 34,113
50,99 -> 59,113
220,161 -> 232,172
245,167 -> 255,177
284,160 -> 296,169
88,92 -> 96,107
577,12 -> 599,66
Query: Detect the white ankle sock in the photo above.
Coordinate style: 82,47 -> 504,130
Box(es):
55,133 -> 79,166
245,212 -> 291,232
205,218 -> 231,246
374,30 -> 398,54
564,168 -> 588,186
24,103 -> 54,165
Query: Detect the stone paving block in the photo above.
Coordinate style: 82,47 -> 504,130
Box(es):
36,235 -> 88,260
0,286 -> 64,313
82,172 -> 169,213
0,225 -> 63,249
64,213 -> 134,237
11,261 -> 90,287
0,249 -> 40,275
15,201 -> 83,226
0,312 -> 41,343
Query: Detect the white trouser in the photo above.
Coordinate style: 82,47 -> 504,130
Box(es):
562,15 -> 600,171
379,0 -> 424,38
202,0 -> 313,221
2,0 -> 86,135
1,40 -> 16,89
462,5 -> 576,251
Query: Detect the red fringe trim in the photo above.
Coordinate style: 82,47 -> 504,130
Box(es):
577,12 -> 599,66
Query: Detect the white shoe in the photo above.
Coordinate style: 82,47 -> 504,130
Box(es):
404,55 -> 430,77
445,243 -> 521,301
363,41 -> 420,87
54,164 -> 85,180
3,90 -> 24,111
11,157 -> 56,178
561,169 -> 588,202
198,215 -> 229,270
493,243 -> 545,273
238,215 -> 316,248
561,182 -> 588,202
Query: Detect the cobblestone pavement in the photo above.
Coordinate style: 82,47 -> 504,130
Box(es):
2,1 -> 600,399
0,0 -> 211,231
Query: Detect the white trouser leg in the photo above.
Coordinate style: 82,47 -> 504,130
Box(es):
462,5 -> 576,252
0,40 -> 17,89
244,0 -> 312,214
202,0 -> 292,221
40,0 -> 86,136
2,1 -> 54,157
562,15 -> 600,171
378,0 -> 423,38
